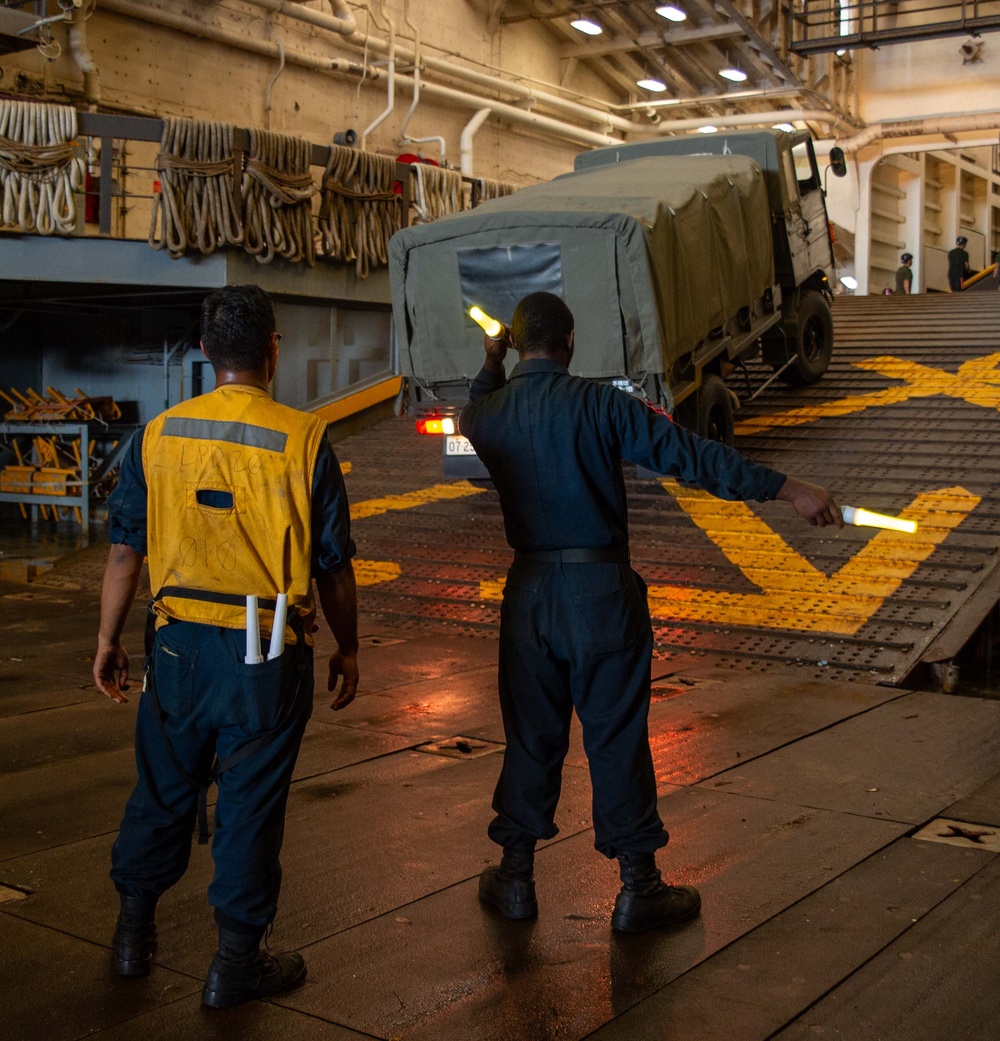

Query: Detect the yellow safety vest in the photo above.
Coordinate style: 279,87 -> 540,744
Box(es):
143,384 -> 329,643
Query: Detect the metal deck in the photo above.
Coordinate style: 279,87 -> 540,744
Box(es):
336,291 -> 1000,687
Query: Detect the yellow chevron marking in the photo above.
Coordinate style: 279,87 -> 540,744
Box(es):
735,352 -> 1000,435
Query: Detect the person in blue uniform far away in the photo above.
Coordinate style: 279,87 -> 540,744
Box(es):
460,291 -> 842,933
948,236 -> 971,292
93,284 -> 359,1007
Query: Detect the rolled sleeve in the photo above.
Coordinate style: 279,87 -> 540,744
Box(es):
107,427 -> 148,555
311,439 -> 356,576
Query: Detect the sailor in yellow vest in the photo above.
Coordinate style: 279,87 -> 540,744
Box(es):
93,284 -> 358,1008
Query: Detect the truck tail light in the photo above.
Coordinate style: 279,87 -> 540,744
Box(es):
415,416 -> 456,435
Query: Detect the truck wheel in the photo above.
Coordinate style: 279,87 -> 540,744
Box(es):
696,374 -> 735,446
781,291 -> 833,385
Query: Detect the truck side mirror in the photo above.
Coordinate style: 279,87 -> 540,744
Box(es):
829,147 -> 848,178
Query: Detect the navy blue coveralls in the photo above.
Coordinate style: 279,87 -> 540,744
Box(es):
107,431 -> 354,932
461,359 -> 785,858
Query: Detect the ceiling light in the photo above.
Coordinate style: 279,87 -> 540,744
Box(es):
637,77 -> 667,92
570,17 -> 603,35
698,125 -> 718,133
840,275 -> 858,290
773,122 -> 795,132
719,66 -> 747,82
655,5 -> 687,21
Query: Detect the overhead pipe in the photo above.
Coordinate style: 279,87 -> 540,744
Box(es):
240,0 -> 356,36
226,0 -> 636,132
360,0 -> 396,152
460,107 -> 492,176
98,0 -> 622,150
68,1 -> 101,108
634,109 -> 845,135
100,0 -> 376,80
833,111 -> 1000,153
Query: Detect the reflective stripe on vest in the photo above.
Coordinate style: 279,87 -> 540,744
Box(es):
143,385 -> 328,642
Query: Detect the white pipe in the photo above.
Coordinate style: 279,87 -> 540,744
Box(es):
263,16 -> 286,131
361,2 -> 396,151
100,0 -> 622,150
233,0 -> 636,132
460,107 -> 492,177
68,2 -> 101,107
101,0 -> 374,79
833,110 -> 1000,153
241,0 -> 356,36
637,109 -> 844,135
398,0 -> 420,138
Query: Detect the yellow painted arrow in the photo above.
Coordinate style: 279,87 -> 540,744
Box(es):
351,480 -> 486,521
480,482 -> 980,636
735,352 -> 1000,435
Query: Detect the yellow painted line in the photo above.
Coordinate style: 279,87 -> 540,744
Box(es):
734,352 -> 1000,435
312,376 -> 402,425
353,559 -> 401,586
479,482 -> 981,637
351,480 -> 486,521
340,462 -> 352,475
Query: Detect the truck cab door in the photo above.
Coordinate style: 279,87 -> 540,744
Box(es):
788,138 -> 835,283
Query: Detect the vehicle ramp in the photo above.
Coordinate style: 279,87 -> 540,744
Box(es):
341,292 -> 999,689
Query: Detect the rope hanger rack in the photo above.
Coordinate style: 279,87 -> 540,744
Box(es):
0,100 -> 85,236
4,104 -> 521,277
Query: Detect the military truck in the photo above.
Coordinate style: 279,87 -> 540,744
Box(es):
389,128 -> 841,468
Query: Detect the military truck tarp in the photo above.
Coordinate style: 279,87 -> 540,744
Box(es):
389,154 -> 774,387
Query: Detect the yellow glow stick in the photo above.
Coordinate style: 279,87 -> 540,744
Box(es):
469,305 -> 504,339
842,506 -> 917,534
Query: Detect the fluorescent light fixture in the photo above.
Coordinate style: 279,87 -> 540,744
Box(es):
698,125 -> 718,133
637,77 -> 667,92
773,122 -> 795,132
719,66 -> 747,82
655,5 -> 687,21
836,48 -> 847,56
570,17 -> 603,35
840,275 -> 858,289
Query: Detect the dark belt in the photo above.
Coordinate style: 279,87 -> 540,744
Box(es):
514,546 -> 630,564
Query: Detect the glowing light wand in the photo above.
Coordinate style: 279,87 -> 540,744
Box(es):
842,506 -> 917,534
469,305 -> 506,340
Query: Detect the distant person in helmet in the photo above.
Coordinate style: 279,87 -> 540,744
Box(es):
895,253 -> 914,295
948,236 -> 971,292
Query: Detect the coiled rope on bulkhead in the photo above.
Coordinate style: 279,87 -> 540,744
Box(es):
0,100 -> 84,236
149,117 -> 243,258
242,129 -> 317,266
318,145 -> 400,279
475,177 -> 517,204
412,162 -> 463,222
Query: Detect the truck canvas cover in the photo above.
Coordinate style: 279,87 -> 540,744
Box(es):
389,153 -> 774,386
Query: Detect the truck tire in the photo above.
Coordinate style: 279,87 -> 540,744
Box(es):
695,374 -> 735,446
781,290 -> 833,385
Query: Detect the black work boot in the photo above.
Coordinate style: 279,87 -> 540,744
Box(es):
201,926 -> 307,1009
611,852 -> 701,933
478,845 -> 538,920
112,893 -> 158,977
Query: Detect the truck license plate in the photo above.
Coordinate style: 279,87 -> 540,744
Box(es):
445,435 -> 478,456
